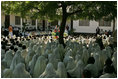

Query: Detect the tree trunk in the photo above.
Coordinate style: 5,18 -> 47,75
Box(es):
42,20 -> 45,31
71,19 -> 73,34
112,19 -> 115,33
59,3 -> 67,48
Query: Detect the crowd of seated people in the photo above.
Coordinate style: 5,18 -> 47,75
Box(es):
1,32 -> 117,78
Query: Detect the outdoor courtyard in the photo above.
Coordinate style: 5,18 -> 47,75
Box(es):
1,1 -> 117,78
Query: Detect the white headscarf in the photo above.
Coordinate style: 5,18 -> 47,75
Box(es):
56,62 -> 67,78
3,69 -> 13,78
12,63 -> 31,78
28,54 -> 39,75
84,63 -> 97,78
66,56 -> 76,71
68,60 -> 84,78
82,47 -> 89,65
10,50 -> 24,70
33,56 -> 47,78
112,51 -> 117,72
25,49 -> 35,66
39,63 -> 58,78
3,50 -> 13,68
99,73 -> 116,78
48,54 -> 59,70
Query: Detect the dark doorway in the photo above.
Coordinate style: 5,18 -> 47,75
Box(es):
5,15 -> 10,28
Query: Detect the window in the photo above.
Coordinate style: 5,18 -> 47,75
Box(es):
79,20 -> 89,26
32,20 -> 36,25
99,20 -> 111,26
15,16 -> 21,25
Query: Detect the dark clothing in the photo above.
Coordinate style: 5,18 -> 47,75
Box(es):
96,37 -> 104,50
96,27 -> 100,35
66,26 -> 69,31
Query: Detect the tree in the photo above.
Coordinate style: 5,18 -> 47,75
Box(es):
96,1 -> 117,32
2,1 -> 117,47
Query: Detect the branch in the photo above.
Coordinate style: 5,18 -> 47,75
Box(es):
67,9 -> 83,16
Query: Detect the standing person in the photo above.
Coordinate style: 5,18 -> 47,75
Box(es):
66,25 -> 69,34
100,29 -> 104,35
96,27 -> 100,35
8,25 -> 13,37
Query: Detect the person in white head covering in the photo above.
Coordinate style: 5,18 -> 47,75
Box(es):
12,63 -> 31,78
28,54 -> 39,76
3,69 -> 13,78
25,49 -> 35,67
33,44 -> 38,52
93,53 -> 102,76
48,54 -> 59,70
84,57 -> 97,77
68,60 -> 84,78
35,45 -> 43,56
56,62 -> 67,78
10,50 -> 24,70
3,50 -> 13,68
1,45 -> 6,60
63,50 -> 73,67
99,65 -> 116,78
99,49 -> 108,69
66,56 -> 76,71
21,45 -> 28,59
39,63 -> 58,78
112,51 -> 117,73
33,56 -> 47,78
81,47 -> 89,65
53,47 -> 61,60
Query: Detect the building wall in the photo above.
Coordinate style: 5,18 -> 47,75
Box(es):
1,14 -> 37,28
1,13 -> 5,27
73,20 -> 117,33
1,14 -> 117,33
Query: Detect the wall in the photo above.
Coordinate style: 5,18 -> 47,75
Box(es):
73,20 -> 116,33
1,13 -> 5,27
1,13 -> 117,33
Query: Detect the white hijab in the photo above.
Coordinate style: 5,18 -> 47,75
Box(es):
39,63 -> 58,78
33,56 -> 47,78
81,47 -> 89,65
68,60 -> 84,78
10,50 -> 24,70
3,69 -> 13,78
3,50 -> 13,68
66,56 -> 76,71
48,54 -> 59,70
28,54 -> 39,75
56,62 -> 67,78
99,73 -> 116,78
12,63 -> 31,78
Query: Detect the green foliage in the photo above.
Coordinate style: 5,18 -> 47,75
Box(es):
2,1 -> 117,21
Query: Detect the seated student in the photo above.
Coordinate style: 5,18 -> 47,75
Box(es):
96,37 -> 104,50
87,57 -> 95,64
21,45 -> 27,58
82,69 -> 91,78
14,48 -> 18,53
1,45 -> 6,60
10,45 -> 14,50
104,58 -> 113,66
84,57 -> 98,77
99,65 -> 116,78
103,58 -> 116,74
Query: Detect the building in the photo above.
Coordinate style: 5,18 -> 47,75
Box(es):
1,13 -> 117,33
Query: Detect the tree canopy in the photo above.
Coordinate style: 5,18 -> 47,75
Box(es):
1,1 -> 117,47
2,1 -> 116,21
